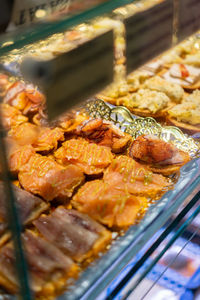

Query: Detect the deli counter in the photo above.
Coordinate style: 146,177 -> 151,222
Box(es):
0,0 -> 199,299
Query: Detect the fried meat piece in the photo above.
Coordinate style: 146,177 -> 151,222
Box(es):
0,231 -> 78,296
129,135 -> 190,175
0,182 -> 48,245
76,119 -> 131,153
18,154 -> 84,201
34,207 -> 111,261
8,122 -> 64,152
72,180 -> 148,228
54,138 -> 113,175
0,103 -> 28,130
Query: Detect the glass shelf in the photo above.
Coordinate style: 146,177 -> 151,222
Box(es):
0,0 -> 132,56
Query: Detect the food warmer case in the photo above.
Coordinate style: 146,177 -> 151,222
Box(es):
0,0 -> 199,299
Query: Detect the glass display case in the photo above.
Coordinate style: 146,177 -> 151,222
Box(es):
0,0 -> 199,299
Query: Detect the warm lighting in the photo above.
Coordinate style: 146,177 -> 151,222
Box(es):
2,40 -> 14,47
35,9 -> 47,19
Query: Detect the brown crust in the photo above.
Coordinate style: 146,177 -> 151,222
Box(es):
167,117 -> 200,134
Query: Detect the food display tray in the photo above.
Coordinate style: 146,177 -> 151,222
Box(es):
57,101 -> 200,300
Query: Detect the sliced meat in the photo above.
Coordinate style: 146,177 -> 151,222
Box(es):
18,154 -> 84,201
0,103 -> 28,130
34,207 -> 111,261
8,122 -> 64,152
104,155 -> 171,197
0,182 -> 48,243
7,142 -> 36,176
0,231 -> 77,295
54,138 -> 113,175
8,122 -> 39,146
32,126 -> 64,152
72,180 -> 148,228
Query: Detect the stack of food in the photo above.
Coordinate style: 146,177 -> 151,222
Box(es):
0,73 -> 192,298
99,37 -> 200,134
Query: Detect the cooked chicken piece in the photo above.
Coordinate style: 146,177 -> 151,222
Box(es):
76,119 -> 131,153
8,122 -> 64,152
0,231 -> 78,296
0,103 -> 28,130
103,156 -> 171,196
72,180 -> 148,228
34,207 -> 111,261
129,135 -> 190,175
18,154 -> 84,201
54,138 -> 113,175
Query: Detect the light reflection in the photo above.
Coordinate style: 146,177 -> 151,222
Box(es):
35,9 -> 47,19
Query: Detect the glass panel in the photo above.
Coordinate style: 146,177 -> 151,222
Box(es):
59,159 -> 200,300
0,0 -> 132,56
